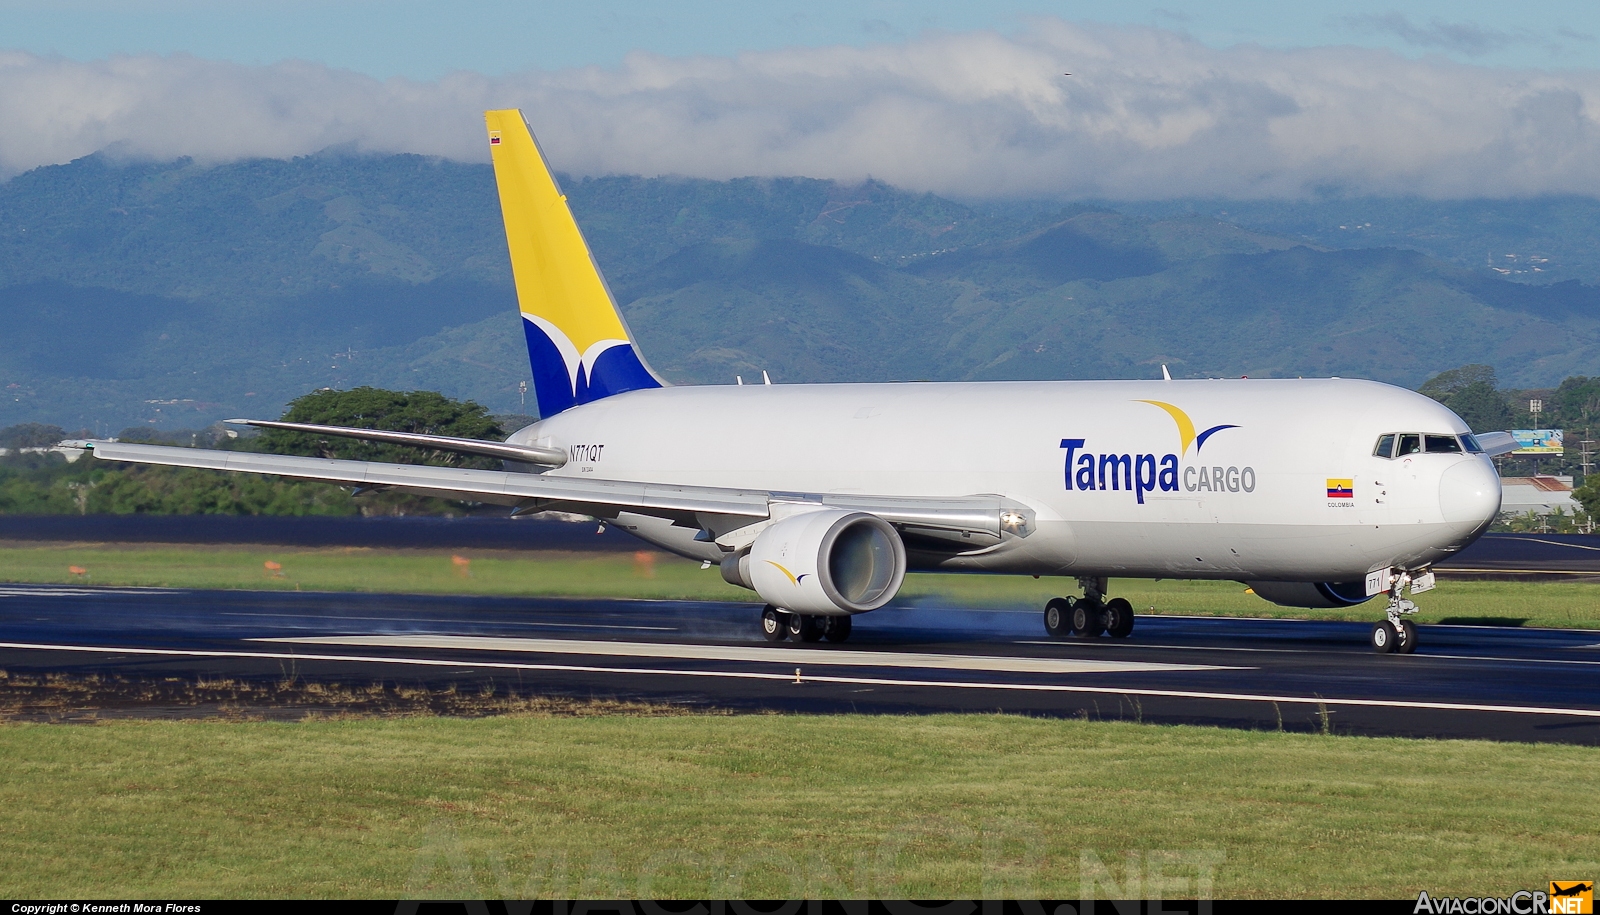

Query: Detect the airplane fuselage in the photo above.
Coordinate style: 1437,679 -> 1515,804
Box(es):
509,377 -> 1501,582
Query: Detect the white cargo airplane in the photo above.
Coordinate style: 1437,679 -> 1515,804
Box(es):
81,109 -> 1509,653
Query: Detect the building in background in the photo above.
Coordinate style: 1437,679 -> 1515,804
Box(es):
1498,475 -> 1580,517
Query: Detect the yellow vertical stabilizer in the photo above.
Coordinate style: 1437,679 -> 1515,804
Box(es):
485,109 -> 661,417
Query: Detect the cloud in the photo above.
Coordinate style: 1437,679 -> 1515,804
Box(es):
1341,14 -> 1522,57
4,21 -> 1600,199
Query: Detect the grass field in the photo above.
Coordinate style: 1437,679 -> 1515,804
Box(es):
2,542 -> 1598,629
0,712 -> 1595,898
2,544 -> 1597,898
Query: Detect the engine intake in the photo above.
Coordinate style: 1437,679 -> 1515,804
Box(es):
1246,580 -> 1373,609
739,509 -> 907,615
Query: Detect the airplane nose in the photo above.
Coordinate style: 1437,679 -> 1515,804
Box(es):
1439,458 -> 1501,528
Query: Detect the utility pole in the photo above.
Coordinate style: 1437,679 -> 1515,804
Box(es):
1583,434 -> 1597,534
1529,399 -> 1543,476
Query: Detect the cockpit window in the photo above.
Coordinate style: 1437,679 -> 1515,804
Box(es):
1376,432 -> 1473,458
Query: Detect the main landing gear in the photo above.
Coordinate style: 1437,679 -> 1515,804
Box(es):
1370,571 -> 1425,654
1044,577 -> 1135,640
761,605 -> 852,643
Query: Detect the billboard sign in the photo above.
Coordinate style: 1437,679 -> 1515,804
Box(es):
1510,429 -> 1564,454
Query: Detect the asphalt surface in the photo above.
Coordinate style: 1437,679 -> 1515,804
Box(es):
1437,531 -> 1600,579
4,516 -> 1595,573
1,583 -> 1596,744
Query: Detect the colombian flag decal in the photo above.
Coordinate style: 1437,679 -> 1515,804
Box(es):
1327,478 -> 1354,499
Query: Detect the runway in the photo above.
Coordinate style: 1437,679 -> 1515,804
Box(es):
0,583 -> 1597,744
1436,531 -> 1600,579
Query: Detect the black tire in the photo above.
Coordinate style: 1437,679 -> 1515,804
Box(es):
761,605 -> 788,642
788,613 -> 824,642
1397,619 -> 1418,654
1371,620 -> 1398,653
1070,598 -> 1106,637
1044,598 -> 1072,638
1104,597 -> 1135,638
824,615 -> 853,643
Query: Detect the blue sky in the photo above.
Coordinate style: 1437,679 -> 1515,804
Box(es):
2,0 -> 1597,78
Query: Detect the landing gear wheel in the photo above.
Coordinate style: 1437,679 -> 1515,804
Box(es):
761,606 -> 788,642
1044,598 -> 1072,638
1396,619 -> 1418,654
1103,598 -> 1135,639
823,615 -> 853,643
1371,620 -> 1398,654
1070,598 -> 1106,638
788,613 -> 824,643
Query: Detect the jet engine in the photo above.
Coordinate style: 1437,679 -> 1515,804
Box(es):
1245,580 -> 1373,609
725,509 -> 907,615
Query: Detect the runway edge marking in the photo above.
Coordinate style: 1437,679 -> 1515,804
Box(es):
2,640 -> 1599,719
257,633 -> 1240,675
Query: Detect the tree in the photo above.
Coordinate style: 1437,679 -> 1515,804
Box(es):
1574,477 -> 1600,518
1417,365 -> 1514,433
259,387 -> 505,469
1550,376 -> 1600,431
1418,365 -> 1497,401
0,423 -> 67,450
1441,381 -> 1515,433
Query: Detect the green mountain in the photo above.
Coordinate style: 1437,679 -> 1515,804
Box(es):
1117,196 -> 1600,286
6,152 -> 1600,431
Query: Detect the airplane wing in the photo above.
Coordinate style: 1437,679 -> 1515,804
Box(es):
78,441 -> 1031,545
1473,431 -> 1518,457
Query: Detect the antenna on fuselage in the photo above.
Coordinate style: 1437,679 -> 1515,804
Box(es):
736,375 -> 744,385
763,370 -> 772,385
1161,365 -> 1172,381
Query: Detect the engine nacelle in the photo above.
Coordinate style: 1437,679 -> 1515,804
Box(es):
1246,580 -> 1373,609
740,509 -> 907,615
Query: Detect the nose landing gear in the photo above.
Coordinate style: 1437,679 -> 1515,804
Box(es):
1044,577 -> 1135,640
1371,571 -> 1426,654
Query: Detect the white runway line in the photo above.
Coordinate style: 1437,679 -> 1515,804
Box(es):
2,639 -> 1599,718
256,634 -> 1235,675
0,587 -> 162,598
1016,639 -> 1600,666
1016,639 -> 1303,655
218,611 -> 675,631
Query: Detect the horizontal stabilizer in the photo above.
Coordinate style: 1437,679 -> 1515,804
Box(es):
227,419 -> 568,467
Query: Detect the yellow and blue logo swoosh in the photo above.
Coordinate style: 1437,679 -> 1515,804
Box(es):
1136,400 -> 1238,454
765,561 -> 808,586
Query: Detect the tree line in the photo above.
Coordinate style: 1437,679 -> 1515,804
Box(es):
0,387 -> 510,517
